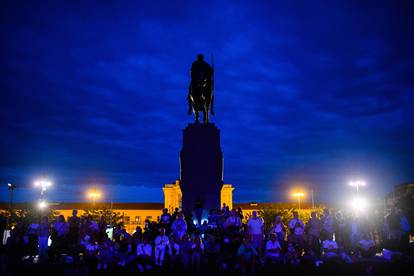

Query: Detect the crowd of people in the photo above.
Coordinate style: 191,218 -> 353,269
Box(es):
0,205 -> 412,275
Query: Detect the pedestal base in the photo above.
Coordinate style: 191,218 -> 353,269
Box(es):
180,123 -> 223,213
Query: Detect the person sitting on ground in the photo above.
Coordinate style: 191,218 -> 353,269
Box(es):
322,235 -> 339,262
154,228 -> 171,266
171,212 -> 187,241
205,233 -> 220,268
97,235 -> 115,270
168,236 -> 180,268
180,233 -> 193,269
237,236 -> 258,276
136,235 -> 153,272
357,232 -> 376,258
265,233 -> 282,264
284,242 -> 301,265
191,233 -> 204,269
86,215 -> 99,238
117,232 -> 133,267
132,226 -> 143,255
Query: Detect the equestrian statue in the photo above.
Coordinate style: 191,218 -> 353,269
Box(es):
187,54 -> 215,124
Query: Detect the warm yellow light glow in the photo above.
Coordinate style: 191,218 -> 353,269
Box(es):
292,192 -> 305,198
87,188 -> 102,207
88,192 -> 101,199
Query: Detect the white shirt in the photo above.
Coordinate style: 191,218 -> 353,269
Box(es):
265,240 -> 281,257
322,240 -> 338,251
155,235 -> 169,250
247,217 -> 264,235
288,218 -> 304,230
137,243 -> 152,256
273,223 -> 284,233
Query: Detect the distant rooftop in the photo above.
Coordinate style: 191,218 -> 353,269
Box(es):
1,201 -> 327,210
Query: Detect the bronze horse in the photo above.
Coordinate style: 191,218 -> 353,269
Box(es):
188,76 -> 214,124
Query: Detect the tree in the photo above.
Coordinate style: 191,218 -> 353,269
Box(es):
82,208 -> 123,227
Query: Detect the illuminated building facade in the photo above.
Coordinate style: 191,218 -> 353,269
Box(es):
162,180 -> 182,213
163,181 -> 235,212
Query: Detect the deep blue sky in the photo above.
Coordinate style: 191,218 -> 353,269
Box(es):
1,1 -> 414,205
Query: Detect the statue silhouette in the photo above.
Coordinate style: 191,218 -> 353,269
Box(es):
188,54 -> 215,123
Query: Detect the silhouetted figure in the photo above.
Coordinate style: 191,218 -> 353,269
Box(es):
194,194 -> 205,225
188,54 -> 215,123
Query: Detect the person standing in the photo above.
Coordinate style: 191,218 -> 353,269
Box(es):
68,210 -> 80,243
224,209 -> 242,234
288,211 -> 304,234
247,211 -> 264,257
306,212 -> 322,254
38,216 -> 50,260
321,209 -> 334,241
271,215 -> 286,245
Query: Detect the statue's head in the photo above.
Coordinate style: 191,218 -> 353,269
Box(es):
197,54 -> 204,61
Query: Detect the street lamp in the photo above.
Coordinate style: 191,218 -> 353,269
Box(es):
38,200 -> 48,210
7,183 -> 16,210
349,180 -> 366,194
293,192 -> 304,210
349,196 -> 368,214
88,188 -> 101,208
34,178 -> 52,196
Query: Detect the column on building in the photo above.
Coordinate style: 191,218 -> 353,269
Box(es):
221,184 -> 234,210
163,180 -> 182,213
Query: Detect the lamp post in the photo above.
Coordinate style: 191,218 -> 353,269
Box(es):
311,189 -> 315,210
34,178 -> 52,222
293,192 -> 304,210
7,183 -> 16,210
349,180 -> 366,194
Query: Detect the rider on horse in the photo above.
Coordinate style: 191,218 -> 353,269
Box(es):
188,54 -> 214,116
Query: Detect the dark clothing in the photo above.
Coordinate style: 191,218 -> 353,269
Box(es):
191,60 -> 213,81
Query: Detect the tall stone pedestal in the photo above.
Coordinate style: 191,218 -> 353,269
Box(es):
180,123 -> 223,214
